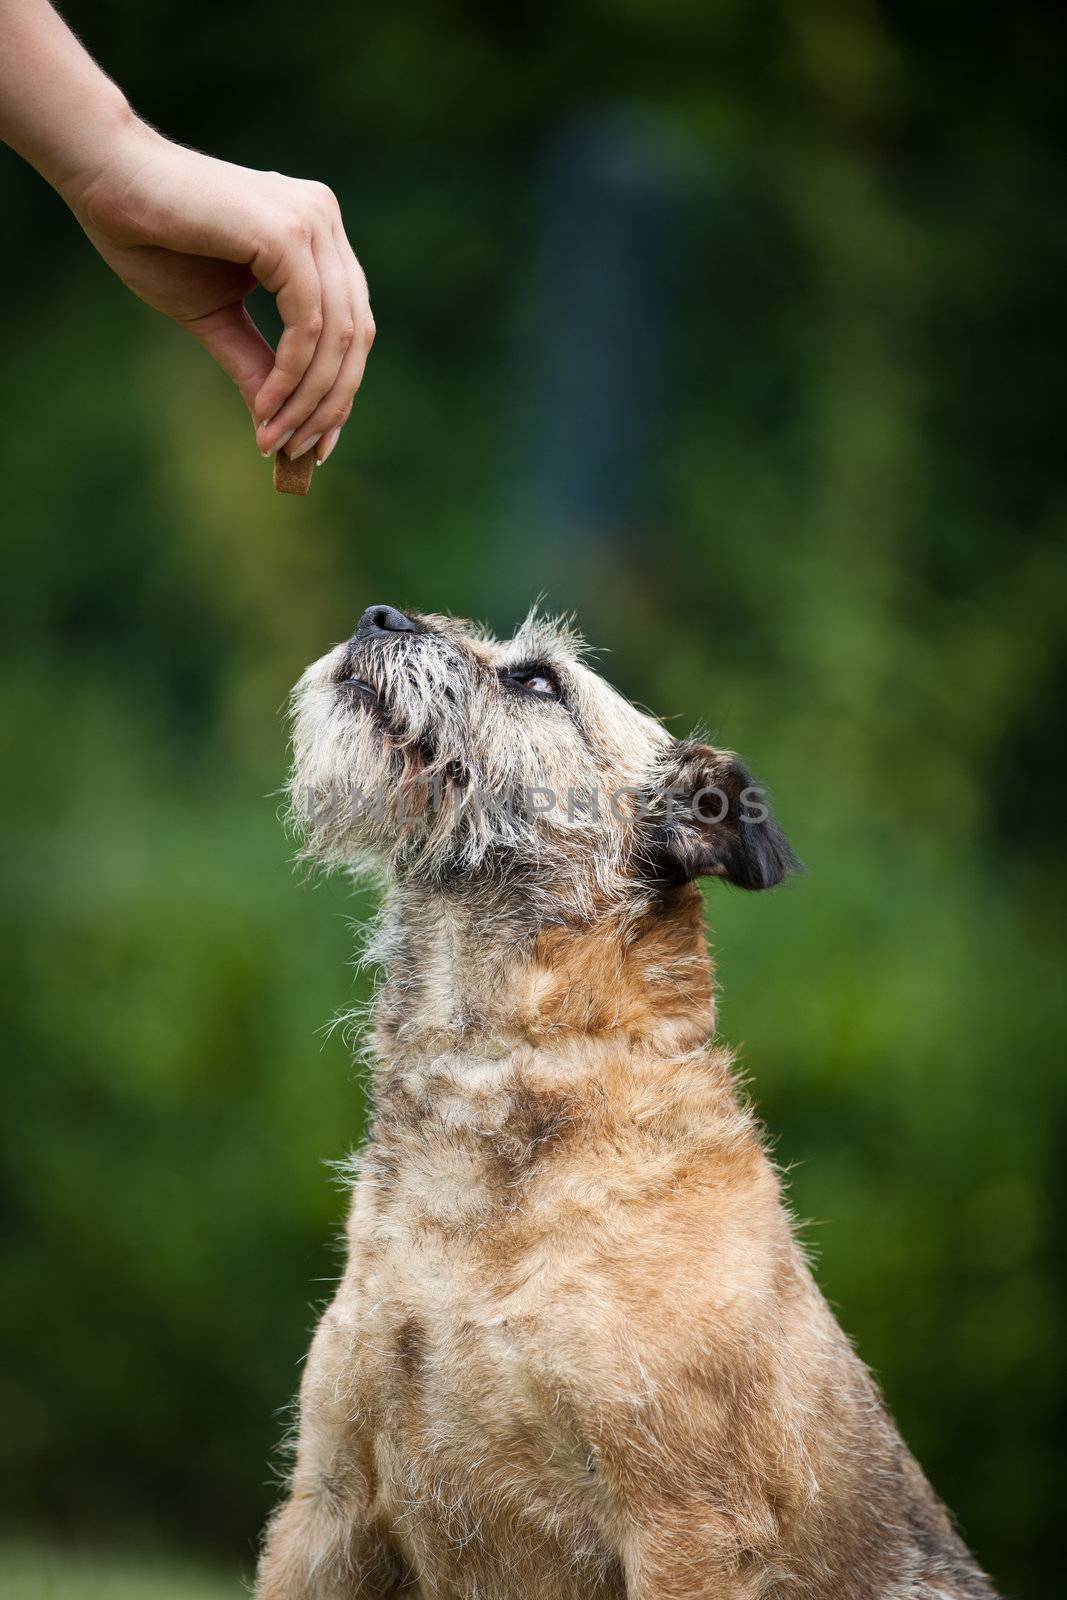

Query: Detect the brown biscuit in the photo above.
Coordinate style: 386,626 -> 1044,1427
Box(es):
274,448 -> 316,496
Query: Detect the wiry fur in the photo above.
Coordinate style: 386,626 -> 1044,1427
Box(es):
258,609 -> 998,1600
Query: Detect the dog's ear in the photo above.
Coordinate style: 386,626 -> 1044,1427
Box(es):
638,740 -> 799,891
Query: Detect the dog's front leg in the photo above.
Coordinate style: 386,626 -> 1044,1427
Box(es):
255,1477 -> 406,1600
256,1286 -> 406,1600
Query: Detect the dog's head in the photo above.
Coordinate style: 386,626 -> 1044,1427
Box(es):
289,606 -> 796,912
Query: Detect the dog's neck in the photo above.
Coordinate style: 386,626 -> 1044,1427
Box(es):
369,880 -> 717,1066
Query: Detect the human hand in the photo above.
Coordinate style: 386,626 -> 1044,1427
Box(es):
65,117 -> 374,465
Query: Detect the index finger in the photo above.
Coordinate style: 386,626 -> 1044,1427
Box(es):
183,301 -> 275,414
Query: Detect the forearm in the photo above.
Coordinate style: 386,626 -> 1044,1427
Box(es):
0,0 -> 137,194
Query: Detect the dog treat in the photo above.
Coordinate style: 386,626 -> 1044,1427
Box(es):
274,447 -> 316,496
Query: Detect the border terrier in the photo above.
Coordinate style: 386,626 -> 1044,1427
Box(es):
257,605 -> 998,1600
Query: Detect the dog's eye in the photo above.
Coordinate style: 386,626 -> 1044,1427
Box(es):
506,665 -> 561,700
519,672 -> 556,696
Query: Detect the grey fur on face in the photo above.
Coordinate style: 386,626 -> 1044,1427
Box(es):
289,606 -> 796,917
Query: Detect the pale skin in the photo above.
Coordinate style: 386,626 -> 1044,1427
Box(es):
0,0 -> 374,464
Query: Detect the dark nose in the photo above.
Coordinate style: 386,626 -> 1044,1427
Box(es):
353,604 -> 419,643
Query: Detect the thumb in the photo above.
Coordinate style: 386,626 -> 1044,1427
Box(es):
183,301 -> 276,417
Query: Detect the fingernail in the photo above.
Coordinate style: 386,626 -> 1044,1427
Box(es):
317,427 -> 342,465
288,433 -> 322,461
268,429 -> 294,457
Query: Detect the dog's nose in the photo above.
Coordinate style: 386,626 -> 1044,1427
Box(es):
353,604 -> 419,643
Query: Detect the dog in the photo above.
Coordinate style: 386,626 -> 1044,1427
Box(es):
256,605 -> 999,1599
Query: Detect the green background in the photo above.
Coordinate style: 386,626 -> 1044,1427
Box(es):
2,2 -> 1064,1595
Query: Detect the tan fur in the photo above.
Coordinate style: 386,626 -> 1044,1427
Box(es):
257,610 -> 997,1600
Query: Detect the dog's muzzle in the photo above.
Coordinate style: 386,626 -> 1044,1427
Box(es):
337,604 -> 423,705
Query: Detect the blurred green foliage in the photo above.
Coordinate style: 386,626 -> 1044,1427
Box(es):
1,2 -> 1064,1595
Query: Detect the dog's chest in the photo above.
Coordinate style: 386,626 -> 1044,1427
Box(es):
334,1060 -> 625,1591
350,1059 -> 600,1414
